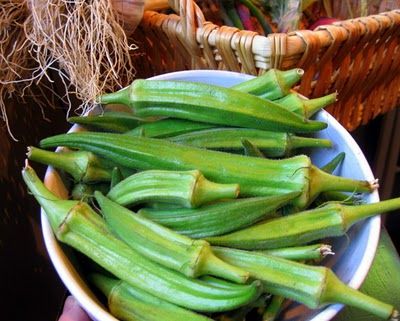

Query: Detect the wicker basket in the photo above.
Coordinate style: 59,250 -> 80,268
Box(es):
131,0 -> 400,131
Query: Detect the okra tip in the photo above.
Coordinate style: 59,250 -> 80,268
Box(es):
390,310 -> 399,321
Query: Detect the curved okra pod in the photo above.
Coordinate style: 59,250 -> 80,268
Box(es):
90,274 -> 214,321
22,163 -> 260,312
231,68 -> 303,100
138,193 -> 299,238
107,169 -> 239,208
206,198 -> 400,249
168,128 -> 332,157
27,147 -> 114,183
99,79 -> 327,133
126,118 -> 217,138
68,111 -> 144,133
95,191 -> 249,283
213,247 -> 398,320
40,132 -> 376,209
274,92 -> 337,118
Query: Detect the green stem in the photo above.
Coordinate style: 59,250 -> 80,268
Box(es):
304,92 -> 337,117
261,244 -> 334,261
263,295 -> 285,321
289,135 -> 332,150
99,86 -> 132,106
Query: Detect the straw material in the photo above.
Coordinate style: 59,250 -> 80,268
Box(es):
133,1 -> 400,130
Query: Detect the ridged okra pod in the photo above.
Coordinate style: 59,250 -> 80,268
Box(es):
99,79 -> 327,133
231,68 -> 303,100
68,111 -> 144,133
241,138 -> 266,157
168,128 -> 332,157
213,247 -> 398,320
126,118 -> 217,138
274,92 -> 337,118
107,169 -> 239,208
95,192 -> 249,283
206,198 -> 400,249
40,132 -> 376,209
22,164 -> 259,312
27,146 -> 114,183
138,193 -> 298,238
90,274 -> 214,321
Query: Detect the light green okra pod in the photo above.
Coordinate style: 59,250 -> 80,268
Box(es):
22,164 -> 260,312
90,274 -> 214,321
213,247 -> 397,320
95,191 -> 249,283
206,197 -> 400,249
138,193 -> 298,238
231,68 -> 303,100
40,132 -> 376,209
99,79 -> 327,133
168,128 -> 332,157
107,169 -> 239,208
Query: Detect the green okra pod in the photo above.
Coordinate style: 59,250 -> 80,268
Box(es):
320,152 -> 346,174
126,118 -> 217,138
90,273 -> 214,321
71,182 -> 110,202
40,132 -> 376,209
27,146 -> 114,183
22,164 -> 260,312
99,79 -> 327,133
95,191 -> 249,283
263,295 -> 285,321
274,92 -> 337,118
138,193 -> 299,238
107,169 -> 239,208
260,243 -> 334,261
168,128 -> 332,157
110,167 -> 124,189
206,197 -> 400,249
231,68 -> 303,100
68,111 -> 144,133
213,247 -> 398,320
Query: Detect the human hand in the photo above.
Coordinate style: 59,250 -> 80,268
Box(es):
58,296 -> 92,321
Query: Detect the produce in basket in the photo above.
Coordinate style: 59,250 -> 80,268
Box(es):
24,69 -> 400,321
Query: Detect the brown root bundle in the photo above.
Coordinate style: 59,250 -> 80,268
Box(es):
0,0 -> 138,138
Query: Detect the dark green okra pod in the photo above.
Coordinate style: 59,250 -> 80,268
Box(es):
22,164 -> 259,312
90,274 -> 214,321
95,192 -> 249,283
168,128 -> 332,157
99,79 -> 327,133
206,198 -> 400,249
126,118 -> 217,138
263,295 -> 285,321
231,68 -> 303,100
68,111 -> 144,133
213,247 -> 398,320
107,169 -> 239,208
40,132 -> 376,209
138,193 -> 298,238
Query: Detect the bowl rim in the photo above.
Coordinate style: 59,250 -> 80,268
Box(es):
40,69 -> 381,321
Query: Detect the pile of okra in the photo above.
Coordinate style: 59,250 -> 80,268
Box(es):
24,69 -> 400,321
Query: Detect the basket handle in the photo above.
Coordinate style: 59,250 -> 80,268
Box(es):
167,0 -> 206,56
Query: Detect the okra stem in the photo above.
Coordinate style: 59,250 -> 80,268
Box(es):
260,244 -> 334,261
22,164 -> 260,312
263,295 -> 285,321
27,147 -> 112,183
213,247 -> 397,319
107,169 -> 239,208
95,191 -> 249,283
206,198 -> 400,249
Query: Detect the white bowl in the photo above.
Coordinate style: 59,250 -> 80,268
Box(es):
41,70 -> 380,321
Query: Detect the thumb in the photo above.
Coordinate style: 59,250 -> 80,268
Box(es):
58,296 -> 92,321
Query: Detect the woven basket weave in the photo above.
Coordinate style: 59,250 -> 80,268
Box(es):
131,0 -> 400,131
